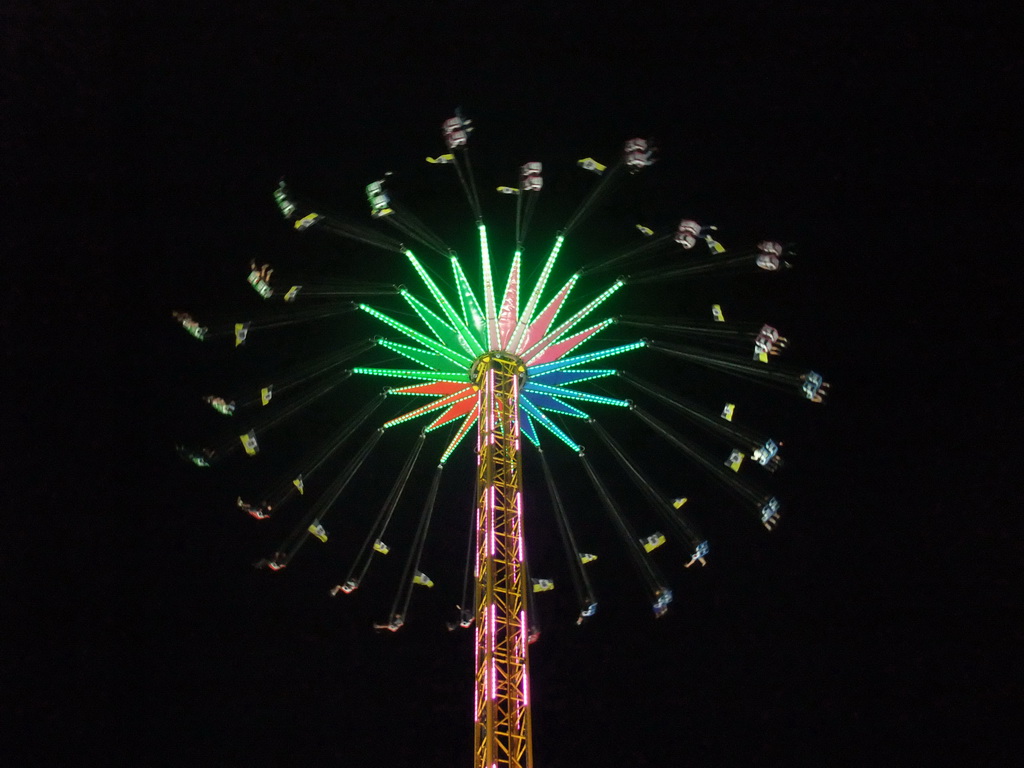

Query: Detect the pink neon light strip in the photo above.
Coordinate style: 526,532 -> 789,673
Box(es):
520,610 -> 529,707
486,369 -> 496,444
488,485 -> 496,556
475,503 -> 482,578
474,623 -> 481,719
512,370 -> 521,447
516,491 -> 524,563
489,604 -> 497,700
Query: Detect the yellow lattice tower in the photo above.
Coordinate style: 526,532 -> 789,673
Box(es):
473,352 -> 533,768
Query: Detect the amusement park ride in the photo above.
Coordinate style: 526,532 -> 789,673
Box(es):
175,110 -> 827,768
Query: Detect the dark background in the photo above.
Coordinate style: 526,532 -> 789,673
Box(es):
5,1 -> 1019,766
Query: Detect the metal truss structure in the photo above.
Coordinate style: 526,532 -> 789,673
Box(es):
473,352 -> 533,768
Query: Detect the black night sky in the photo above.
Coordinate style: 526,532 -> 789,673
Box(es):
6,2 -> 1019,766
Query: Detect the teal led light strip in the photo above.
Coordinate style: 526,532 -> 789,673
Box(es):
529,340 -> 646,376
519,397 -> 580,451
524,382 -> 629,407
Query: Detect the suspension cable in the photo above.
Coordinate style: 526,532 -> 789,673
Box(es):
631,406 -> 772,523
563,161 -> 625,236
268,427 -> 385,567
390,463 -> 444,625
647,340 -> 811,396
578,234 -> 674,277
620,372 -> 775,458
586,419 -> 707,559
343,431 -> 427,591
253,393 -> 387,513
536,446 -> 597,622
577,450 -> 673,616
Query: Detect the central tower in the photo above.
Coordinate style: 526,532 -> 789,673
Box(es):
473,351 -> 533,768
